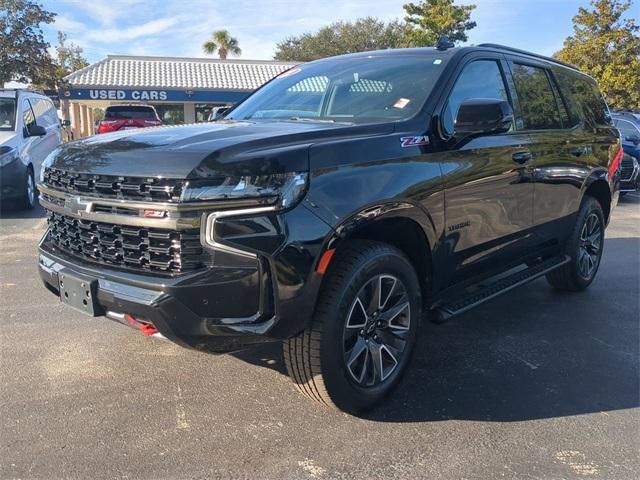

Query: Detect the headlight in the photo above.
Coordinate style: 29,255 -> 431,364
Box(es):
0,146 -> 17,167
39,148 -> 60,182
181,172 -> 308,210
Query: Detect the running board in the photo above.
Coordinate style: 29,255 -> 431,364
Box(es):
431,255 -> 571,323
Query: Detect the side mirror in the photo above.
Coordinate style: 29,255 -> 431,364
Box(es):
26,125 -> 47,137
454,99 -> 514,137
62,119 -> 71,127
625,135 -> 640,145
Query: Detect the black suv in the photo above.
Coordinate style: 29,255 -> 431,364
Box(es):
37,44 -> 621,412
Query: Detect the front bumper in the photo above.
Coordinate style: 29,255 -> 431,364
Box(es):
38,244 -> 280,352
620,154 -> 640,192
38,200 -> 331,353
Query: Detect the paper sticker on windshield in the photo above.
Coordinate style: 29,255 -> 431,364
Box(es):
400,135 -> 430,148
394,97 -> 411,109
277,67 -> 302,79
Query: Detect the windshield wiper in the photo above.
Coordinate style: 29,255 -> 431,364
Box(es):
288,117 -> 336,123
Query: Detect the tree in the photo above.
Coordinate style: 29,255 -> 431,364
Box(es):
403,0 -> 477,46
203,30 -> 241,59
33,31 -> 89,90
0,0 -> 56,85
56,31 -> 88,74
274,17 -> 408,62
555,0 -> 639,110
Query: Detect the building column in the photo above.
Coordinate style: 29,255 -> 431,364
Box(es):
60,99 -> 70,124
80,105 -> 90,137
88,108 -> 95,136
70,102 -> 81,140
184,103 -> 196,124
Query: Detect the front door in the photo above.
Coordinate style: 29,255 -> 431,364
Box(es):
434,56 -> 535,285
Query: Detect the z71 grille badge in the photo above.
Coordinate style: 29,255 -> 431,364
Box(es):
400,135 -> 430,147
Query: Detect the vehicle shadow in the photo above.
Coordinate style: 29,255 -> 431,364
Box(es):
0,200 -> 46,220
231,236 -> 639,422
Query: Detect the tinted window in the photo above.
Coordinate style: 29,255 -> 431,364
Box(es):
547,73 -> 573,128
572,78 -> 610,127
0,98 -> 16,131
551,67 -> 582,127
228,55 -> 449,123
22,99 -> 37,134
443,60 -> 510,135
511,64 -> 561,130
105,106 -> 158,119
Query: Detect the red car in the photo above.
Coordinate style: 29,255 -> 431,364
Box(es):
97,105 -> 162,134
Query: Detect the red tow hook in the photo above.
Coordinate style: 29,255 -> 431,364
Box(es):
124,314 -> 159,336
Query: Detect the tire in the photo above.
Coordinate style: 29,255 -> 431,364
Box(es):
283,240 -> 422,412
546,196 -> 605,291
18,167 -> 36,210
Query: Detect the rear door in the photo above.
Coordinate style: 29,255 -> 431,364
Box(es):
506,59 -> 588,244
434,54 -> 535,284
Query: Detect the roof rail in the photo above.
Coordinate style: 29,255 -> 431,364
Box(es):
477,43 -> 579,71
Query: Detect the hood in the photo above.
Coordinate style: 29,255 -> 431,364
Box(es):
47,120 -> 392,179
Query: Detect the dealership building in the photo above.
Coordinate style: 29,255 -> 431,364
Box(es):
60,54 -> 297,138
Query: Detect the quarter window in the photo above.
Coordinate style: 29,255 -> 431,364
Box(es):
22,99 -> 37,135
511,64 -> 562,130
443,60 -> 510,134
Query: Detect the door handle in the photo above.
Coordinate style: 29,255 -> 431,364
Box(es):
512,151 -> 532,164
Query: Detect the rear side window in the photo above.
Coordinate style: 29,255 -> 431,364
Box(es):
443,60 -> 511,134
511,64 -> 561,130
105,106 -> 157,119
553,69 -> 610,128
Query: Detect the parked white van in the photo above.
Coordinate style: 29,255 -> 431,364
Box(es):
0,89 -> 62,209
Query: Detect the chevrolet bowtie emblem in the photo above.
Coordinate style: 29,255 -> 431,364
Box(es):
64,196 -> 91,215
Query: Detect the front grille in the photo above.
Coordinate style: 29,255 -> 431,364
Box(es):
43,168 -> 185,202
620,155 -> 636,181
45,211 -> 205,274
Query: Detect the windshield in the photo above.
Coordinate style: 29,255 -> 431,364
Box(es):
0,98 -> 17,131
228,54 -> 449,124
105,106 -> 157,119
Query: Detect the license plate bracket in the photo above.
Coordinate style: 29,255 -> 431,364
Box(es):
58,269 -> 101,316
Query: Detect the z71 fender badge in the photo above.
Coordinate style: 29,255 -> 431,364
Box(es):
400,135 -> 430,147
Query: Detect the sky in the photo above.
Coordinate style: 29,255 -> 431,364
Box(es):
36,0 -> 634,63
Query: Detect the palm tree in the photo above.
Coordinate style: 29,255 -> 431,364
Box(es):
203,30 -> 241,59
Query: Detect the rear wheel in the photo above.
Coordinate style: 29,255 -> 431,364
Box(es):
546,197 -> 604,291
283,240 -> 421,412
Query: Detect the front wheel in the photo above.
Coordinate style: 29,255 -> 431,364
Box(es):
546,196 -> 605,291
19,168 -> 36,210
283,240 -> 421,412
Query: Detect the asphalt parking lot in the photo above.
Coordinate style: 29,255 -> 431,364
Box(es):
1,194 -> 638,480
